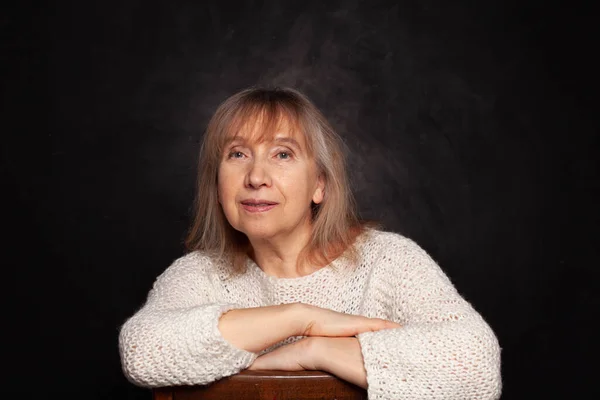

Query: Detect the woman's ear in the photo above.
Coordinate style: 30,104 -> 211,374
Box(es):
312,174 -> 325,204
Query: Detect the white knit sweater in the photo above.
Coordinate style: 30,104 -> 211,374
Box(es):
119,229 -> 502,399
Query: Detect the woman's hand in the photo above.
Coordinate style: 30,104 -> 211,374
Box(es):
297,303 -> 401,337
247,337 -> 318,371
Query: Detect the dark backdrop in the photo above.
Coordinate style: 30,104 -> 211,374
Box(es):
4,0 -> 597,399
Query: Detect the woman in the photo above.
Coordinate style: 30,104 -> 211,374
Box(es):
118,87 -> 502,399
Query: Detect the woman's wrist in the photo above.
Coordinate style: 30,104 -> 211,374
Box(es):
288,302 -> 314,336
306,336 -> 327,370
309,337 -> 368,389
219,303 -> 313,353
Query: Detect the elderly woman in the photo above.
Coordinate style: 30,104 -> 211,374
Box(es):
118,87 -> 502,399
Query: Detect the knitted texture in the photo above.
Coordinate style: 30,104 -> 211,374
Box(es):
119,229 -> 502,399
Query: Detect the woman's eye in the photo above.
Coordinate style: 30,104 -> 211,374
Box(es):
228,151 -> 244,159
277,151 -> 291,160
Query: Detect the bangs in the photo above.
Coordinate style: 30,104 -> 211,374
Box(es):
213,98 -> 313,156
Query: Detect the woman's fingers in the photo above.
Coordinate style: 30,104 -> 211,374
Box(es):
363,317 -> 401,333
387,320 -> 402,328
374,318 -> 402,330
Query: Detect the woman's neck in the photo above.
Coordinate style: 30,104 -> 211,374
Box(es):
247,223 -> 317,278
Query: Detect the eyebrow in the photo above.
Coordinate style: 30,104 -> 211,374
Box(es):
226,136 -> 302,150
273,137 -> 301,149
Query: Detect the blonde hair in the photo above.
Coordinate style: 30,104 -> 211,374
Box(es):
184,86 -> 375,274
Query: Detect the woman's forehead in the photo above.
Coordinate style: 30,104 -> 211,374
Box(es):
225,113 -> 308,148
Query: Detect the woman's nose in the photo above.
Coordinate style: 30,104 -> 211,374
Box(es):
245,160 -> 271,189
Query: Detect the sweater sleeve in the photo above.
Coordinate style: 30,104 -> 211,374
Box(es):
356,234 -> 502,400
118,252 -> 257,388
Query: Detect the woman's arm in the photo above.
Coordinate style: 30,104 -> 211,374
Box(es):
356,234 -> 502,400
219,302 -> 400,353
119,253 -> 260,387
218,303 -> 306,353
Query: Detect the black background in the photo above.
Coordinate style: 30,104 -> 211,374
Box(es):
4,0 -> 598,399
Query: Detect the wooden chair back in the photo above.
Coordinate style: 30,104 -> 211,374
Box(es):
152,370 -> 367,400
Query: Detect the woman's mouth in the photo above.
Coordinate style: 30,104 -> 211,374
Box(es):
240,200 -> 278,213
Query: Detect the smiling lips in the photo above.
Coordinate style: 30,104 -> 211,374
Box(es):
240,199 -> 278,213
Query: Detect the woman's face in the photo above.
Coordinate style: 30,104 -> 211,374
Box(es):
217,119 -> 325,242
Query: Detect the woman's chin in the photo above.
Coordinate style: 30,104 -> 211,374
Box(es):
239,226 -> 279,241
